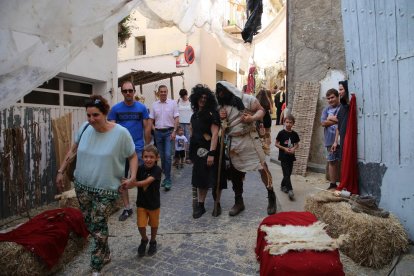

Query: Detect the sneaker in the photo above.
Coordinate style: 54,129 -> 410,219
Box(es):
180,163 -> 184,169
118,208 -> 133,221
161,179 -> 165,187
138,239 -> 148,257
281,186 -> 288,193
164,179 -> 172,191
176,164 -> 179,169
288,190 -> 295,201
147,240 -> 157,256
327,183 -> 337,190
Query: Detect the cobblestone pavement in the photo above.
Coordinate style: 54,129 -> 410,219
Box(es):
58,160 -> 278,276
56,125 -> 414,276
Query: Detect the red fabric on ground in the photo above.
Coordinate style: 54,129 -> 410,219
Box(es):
0,208 -> 89,269
256,211 -> 344,276
337,94 -> 359,194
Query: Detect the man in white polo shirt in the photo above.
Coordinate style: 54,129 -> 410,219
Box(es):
150,85 -> 179,191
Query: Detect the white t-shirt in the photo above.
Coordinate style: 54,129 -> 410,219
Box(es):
175,134 -> 188,151
178,98 -> 192,124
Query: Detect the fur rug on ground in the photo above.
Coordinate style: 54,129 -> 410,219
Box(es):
261,221 -> 346,255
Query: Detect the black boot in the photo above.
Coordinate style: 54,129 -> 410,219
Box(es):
267,189 -> 277,215
229,196 -> 245,216
193,202 -> 206,219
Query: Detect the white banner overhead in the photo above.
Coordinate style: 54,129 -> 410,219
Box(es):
0,0 -> 283,110
0,0 -> 141,110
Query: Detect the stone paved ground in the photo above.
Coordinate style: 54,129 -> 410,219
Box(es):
58,161 -> 274,276
54,125 -> 413,276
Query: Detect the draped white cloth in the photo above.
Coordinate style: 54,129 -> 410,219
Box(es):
0,0 -> 141,110
0,0 -> 282,110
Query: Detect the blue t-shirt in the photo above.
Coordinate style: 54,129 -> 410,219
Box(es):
321,105 -> 340,147
108,101 -> 149,152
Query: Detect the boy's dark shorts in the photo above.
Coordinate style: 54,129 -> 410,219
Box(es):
175,150 -> 185,158
326,146 -> 341,162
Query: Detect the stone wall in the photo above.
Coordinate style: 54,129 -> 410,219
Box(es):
287,0 -> 346,165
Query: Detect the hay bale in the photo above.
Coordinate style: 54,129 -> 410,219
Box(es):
55,188 -> 123,212
0,233 -> 87,276
55,189 -> 79,209
305,192 -> 409,268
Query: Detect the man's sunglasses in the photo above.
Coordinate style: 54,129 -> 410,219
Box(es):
122,89 -> 134,94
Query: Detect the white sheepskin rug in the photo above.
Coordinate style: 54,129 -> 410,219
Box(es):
261,221 -> 347,255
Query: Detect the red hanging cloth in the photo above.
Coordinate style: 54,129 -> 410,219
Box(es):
246,66 -> 256,94
337,94 -> 359,195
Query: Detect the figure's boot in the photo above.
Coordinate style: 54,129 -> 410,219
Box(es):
267,189 -> 277,215
229,195 -> 245,216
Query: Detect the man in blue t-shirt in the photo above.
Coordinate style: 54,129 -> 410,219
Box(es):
108,81 -> 151,221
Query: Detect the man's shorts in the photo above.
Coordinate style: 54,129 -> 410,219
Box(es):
326,146 -> 341,162
137,207 -> 160,228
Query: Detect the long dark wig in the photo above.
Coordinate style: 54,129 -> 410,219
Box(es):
190,84 -> 218,113
339,80 -> 349,105
256,89 -> 271,110
215,82 -> 245,111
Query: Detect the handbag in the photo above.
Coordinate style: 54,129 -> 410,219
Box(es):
65,124 -> 89,181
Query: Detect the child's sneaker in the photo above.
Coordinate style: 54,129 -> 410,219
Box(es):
118,208 -> 133,221
138,239 -> 148,257
147,240 -> 157,256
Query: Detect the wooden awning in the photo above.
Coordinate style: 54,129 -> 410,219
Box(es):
118,70 -> 184,87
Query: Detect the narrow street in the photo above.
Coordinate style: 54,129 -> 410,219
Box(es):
57,125 -> 312,275
57,125 -> 413,276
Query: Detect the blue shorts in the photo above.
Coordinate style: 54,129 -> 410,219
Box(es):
326,146 -> 341,162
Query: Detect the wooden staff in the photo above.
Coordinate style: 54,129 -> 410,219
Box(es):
213,121 -> 227,215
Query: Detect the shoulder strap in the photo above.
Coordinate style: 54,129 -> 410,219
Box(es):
78,123 -> 90,143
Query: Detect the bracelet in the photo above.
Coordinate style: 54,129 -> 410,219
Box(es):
207,150 -> 216,156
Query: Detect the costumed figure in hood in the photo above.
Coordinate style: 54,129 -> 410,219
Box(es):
216,81 -> 277,216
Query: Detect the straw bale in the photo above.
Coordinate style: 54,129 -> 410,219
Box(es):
305,192 -> 409,268
0,232 -> 87,276
55,188 -> 123,212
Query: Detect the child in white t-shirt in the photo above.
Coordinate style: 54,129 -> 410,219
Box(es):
174,126 -> 188,169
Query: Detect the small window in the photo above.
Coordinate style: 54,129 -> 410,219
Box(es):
64,80 -> 93,95
24,91 -> 59,105
135,36 -> 146,56
39,78 -> 59,90
64,94 -> 89,107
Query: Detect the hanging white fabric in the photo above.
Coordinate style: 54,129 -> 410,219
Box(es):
0,0 -> 141,111
0,0 -> 283,111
